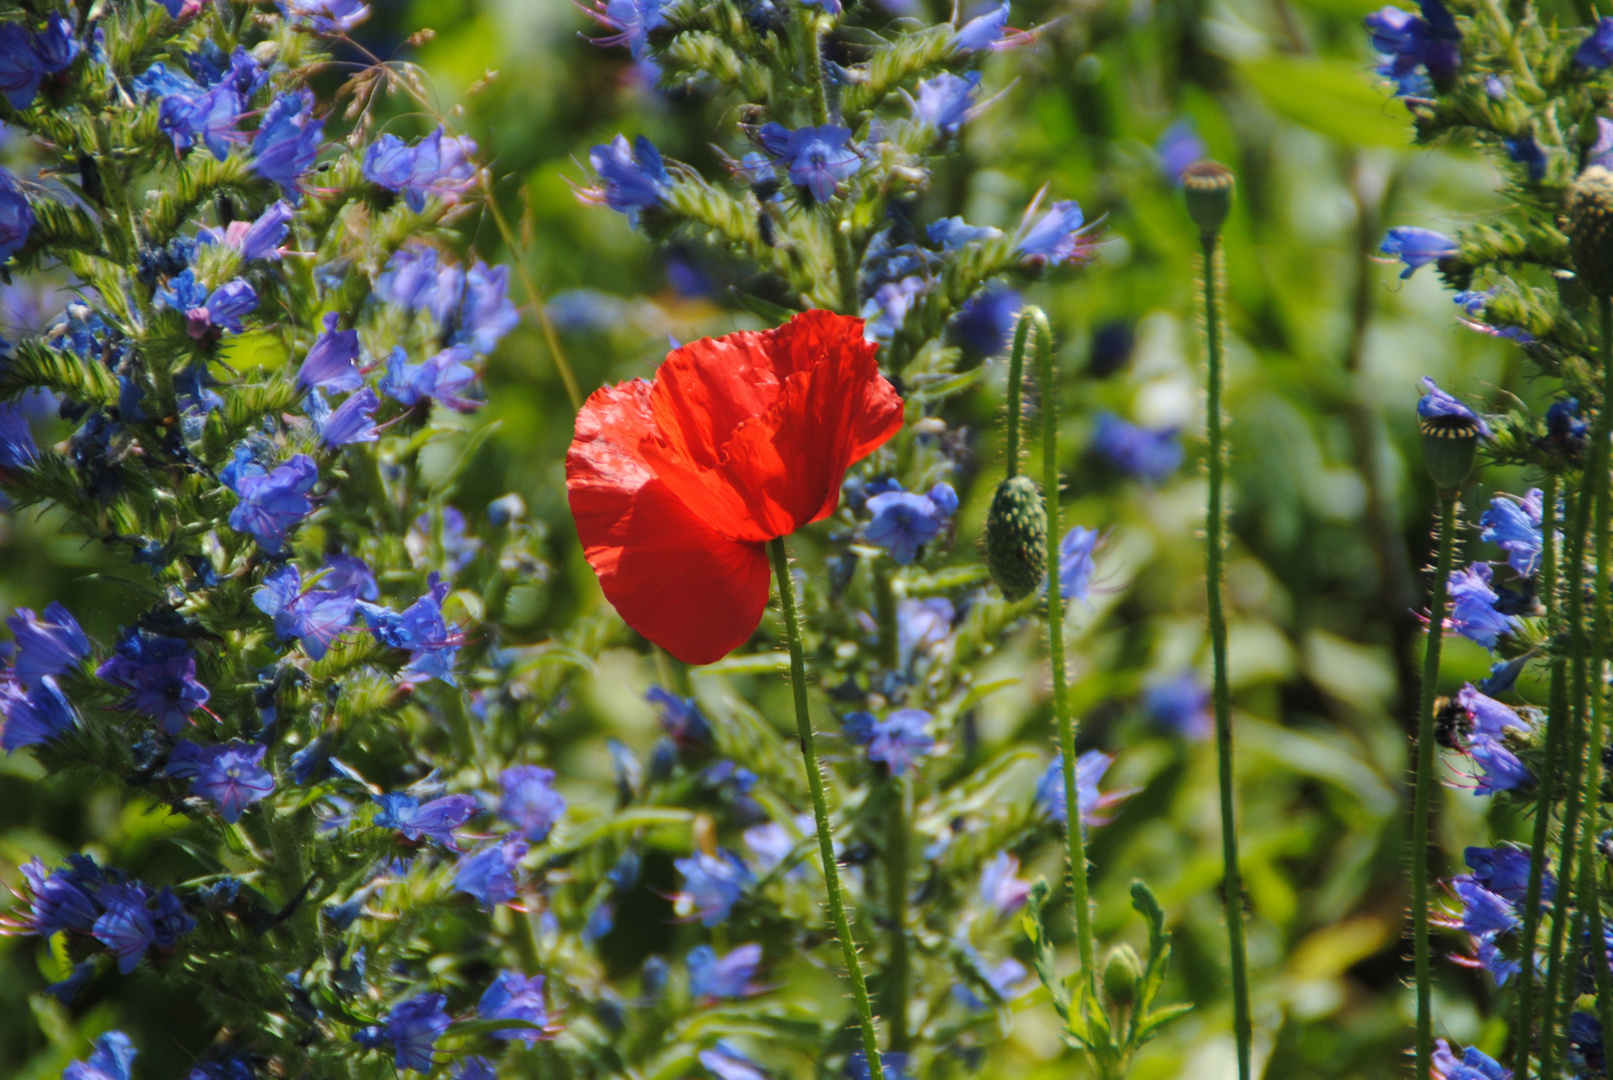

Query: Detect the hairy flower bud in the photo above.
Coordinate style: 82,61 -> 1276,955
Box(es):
1567,165 -> 1613,296
983,475 -> 1046,601
1102,944 -> 1145,1011
1181,161 -> 1235,239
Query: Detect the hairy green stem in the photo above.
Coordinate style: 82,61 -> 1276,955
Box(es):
883,774 -> 911,1052
482,174 -> 582,412
1412,492 -> 1458,1080
796,8 -> 859,315
769,537 -> 885,1080
1514,472 -> 1563,1079
1004,314 -> 1031,481
1031,308 -> 1095,984
1202,235 -> 1253,1080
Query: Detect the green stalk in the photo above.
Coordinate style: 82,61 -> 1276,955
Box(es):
1202,233 -> 1253,1080
797,7 -> 859,316
873,563 -> 900,672
482,176 -> 582,412
1004,313 -> 1031,481
1514,473 -> 1564,1080
883,774 -> 911,1052
1031,308 -> 1095,982
768,537 -> 885,1080
1412,492 -> 1458,1080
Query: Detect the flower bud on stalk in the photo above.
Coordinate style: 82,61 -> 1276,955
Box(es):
1181,161 -> 1235,240
983,474 -> 1046,601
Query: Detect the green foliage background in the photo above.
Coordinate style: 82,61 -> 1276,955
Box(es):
0,0 -> 1546,1076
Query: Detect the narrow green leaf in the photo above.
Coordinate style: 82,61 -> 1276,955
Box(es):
1239,57 -> 1413,148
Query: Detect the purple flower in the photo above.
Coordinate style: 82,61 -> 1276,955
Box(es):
1464,846 -> 1553,906
0,168 -> 34,263
455,836 -> 529,907
202,280 -> 256,333
1381,227 -> 1457,278
14,856 -> 99,934
376,246 -> 444,310
949,285 -> 1021,356
700,1042 -> 768,1080
250,91 -> 324,198
477,971 -> 548,1042
227,453 -> 318,553
928,216 -> 1002,249
1480,490 -> 1543,577
1364,0 -> 1460,97
868,709 -> 935,776
382,993 -> 451,1072
319,387 -> 380,449
1457,683 -> 1528,738
43,960 -> 96,1006
357,575 -> 459,682
124,654 -> 208,734
410,506 -> 482,576
907,72 -> 981,135
1091,412 -> 1183,483
372,792 -> 479,848
951,0 -> 1010,52
1504,134 -> 1547,181
322,553 -> 379,601
8,602 -> 89,687
498,765 -> 567,842
896,596 -> 954,668
865,491 -> 948,564
1455,878 -> 1519,936
1417,376 -> 1490,435
62,1031 -> 136,1080
1577,16 -> 1613,67
1447,562 -> 1517,649
756,123 -> 860,203
978,852 -> 1031,914
151,886 -> 194,947
380,345 -> 481,412
296,312 -> 363,393
185,740 -> 276,822
252,565 -> 359,659
363,126 -> 478,212
861,276 -> 928,342
1037,750 -> 1126,825
158,81 -> 246,160
280,0 -> 372,33
0,25 -> 42,108
1053,524 -> 1100,603
674,850 -> 751,926
92,882 -> 157,973
0,401 -> 37,468
582,0 -> 669,58
1476,934 -> 1521,987
688,942 -> 761,999
1016,199 -> 1095,265
585,135 -> 672,226
455,262 -> 519,354
1157,118 -> 1207,183
1,674 -> 76,751
229,200 -> 294,261
1145,672 -> 1213,739
1470,733 -> 1529,795
1478,654 -> 1530,696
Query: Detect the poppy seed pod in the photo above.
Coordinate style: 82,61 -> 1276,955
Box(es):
1420,414 -> 1482,491
1567,165 -> 1613,297
1181,161 -> 1235,239
983,475 -> 1046,601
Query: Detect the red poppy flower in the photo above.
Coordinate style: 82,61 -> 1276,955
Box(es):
567,310 -> 905,665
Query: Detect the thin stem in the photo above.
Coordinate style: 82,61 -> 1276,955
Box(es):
768,536 -> 885,1080
1004,314 -> 1032,481
1033,308 -> 1095,982
1514,472 -> 1563,1080
873,562 -> 900,672
796,7 -> 859,316
1203,234 -> 1252,1080
1412,491 -> 1459,1080
883,774 -> 911,1052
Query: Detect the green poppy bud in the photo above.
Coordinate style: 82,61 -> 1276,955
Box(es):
1102,944 -> 1145,1012
1182,161 -> 1235,239
983,475 -> 1046,601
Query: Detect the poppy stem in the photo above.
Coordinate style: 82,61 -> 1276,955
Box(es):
1514,472 -> 1563,1080
1411,490 -> 1457,1080
1030,307 -> 1095,985
768,535 -> 886,1080
1004,311 -> 1032,481
883,772 -> 911,1052
1201,233 -> 1252,1080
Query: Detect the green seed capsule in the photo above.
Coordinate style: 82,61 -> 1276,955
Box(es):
1182,160 -> 1235,240
1102,944 -> 1145,1012
984,475 -> 1047,601
1420,414 -> 1482,491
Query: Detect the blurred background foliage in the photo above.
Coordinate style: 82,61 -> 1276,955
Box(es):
0,0 -> 1551,1076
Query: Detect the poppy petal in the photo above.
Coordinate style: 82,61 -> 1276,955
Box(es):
568,380 -> 771,664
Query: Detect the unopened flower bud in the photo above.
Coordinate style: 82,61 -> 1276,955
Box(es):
1181,161 -> 1235,239
1567,165 -> 1613,297
1102,944 -> 1144,1011
983,475 -> 1046,601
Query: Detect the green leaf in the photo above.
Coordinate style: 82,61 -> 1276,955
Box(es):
729,288 -> 798,325
1238,57 -> 1413,149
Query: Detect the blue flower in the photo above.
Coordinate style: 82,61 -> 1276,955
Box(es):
180,739 -> 276,823
689,942 -> 761,999
951,0 -> 1010,52
96,632 -> 209,734
1479,490 -> 1543,577
1447,562 -> 1517,649
896,596 -> 954,669
1380,227 -> 1456,278
319,387 -> 380,449
1546,397 -> 1588,455
1577,17 -> 1613,67
1503,134 -> 1547,181
0,168 -> 34,263
8,602 -> 89,687
675,850 -> 751,926
227,453 -> 318,553
376,246 -> 444,310
279,0 -> 372,33
868,709 -> 935,776
1157,118 -> 1207,184
841,710 -> 877,745
586,134 -> 672,226
411,506 -> 482,576
373,792 -> 479,847
15,856 -> 99,934
865,490 -> 947,564
755,123 -> 860,202
1052,524 -> 1100,602
949,285 -> 1021,356
700,1042 -> 768,1080
1363,0 -> 1460,97
1475,935 -> 1520,987
358,575 -> 459,682
0,25 -> 43,109
43,960 -> 96,1006
0,401 -> 37,468
322,553 -> 379,600
1456,683 -> 1528,738
860,276 -> 928,342
477,970 -> 548,1042
581,0 -> 670,60
498,765 -> 567,841
1453,289 -> 1534,345
1015,198 -> 1094,265
978,851 -> 1031,914
1090,412 -> 1182,483
252,564 -> 359,659
1455,878 -> 1519,936
228,199 -> 294,261
296,312 -> 363,393
455,262 -> 520,354
1478,653 -> 1530,696
92,882 -> 157,973
452,1058 -> 498,1080
455,836 -> 529,907
907,71 -> 981,136
155,271 -> 256,338
1465,845 -> 1553,906
1,675 -> 77,751
380,345 -> 481,413
151,886 -> 195,947
380,993 -> 451,1072
61,1031 -> 136,1080
1037,750 -> 1125,825
1144,672 -> 1213,739
363,126 -> 478,212
647,685 -> 714,750
1470,733 -> 1529,795
250,91 -> 323,198
1416,376 -> 1490,435
158,81 -> 247,160
1569,1013 -> 1604,1077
